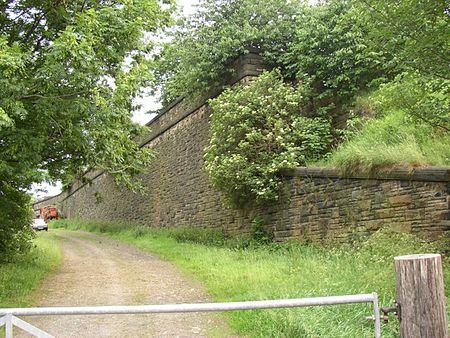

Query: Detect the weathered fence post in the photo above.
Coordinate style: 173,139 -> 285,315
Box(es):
394,253 -> 449,337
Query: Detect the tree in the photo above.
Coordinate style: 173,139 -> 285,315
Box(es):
155,0 -> 305,104
156,0 -> 394,118
281,0 -> 394,117
351,0 -> 450,131
353,0 -> 450,80
0,0 -> 173,261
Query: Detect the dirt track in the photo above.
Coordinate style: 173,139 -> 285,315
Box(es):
17,230 -> 234,338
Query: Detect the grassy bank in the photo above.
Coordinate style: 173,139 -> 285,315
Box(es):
314,111 -> 450,174
0,232 -> 62,308
53,220 -> 449,337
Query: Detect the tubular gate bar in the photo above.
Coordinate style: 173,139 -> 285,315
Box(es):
1,293 -> 381,338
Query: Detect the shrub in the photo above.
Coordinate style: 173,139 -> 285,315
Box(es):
0,183 -> 34,262
155,0 -> 302,104
249,216 -> 273,244
371,73 -> 449,132
205,70 -> 332,206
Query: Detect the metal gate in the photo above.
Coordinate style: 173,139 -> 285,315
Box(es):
1,293 -> 381,338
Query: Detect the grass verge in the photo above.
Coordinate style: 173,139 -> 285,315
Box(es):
52,219 -> 449,338
315,110 -> 450,174
0,232 -> 62,308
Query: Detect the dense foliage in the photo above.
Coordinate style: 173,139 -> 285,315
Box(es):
372,74 -> 449,132
155,0 -> 303,104
156,0 -> 449,127
0,0 -> 172,260
323,0 -> 450,172
205,71 -> 332,205
156,0 -> 391,112
353,0 -> 449,80
156,0 -> 449,205
0,182 -> 34,261
281,1 -> 392,115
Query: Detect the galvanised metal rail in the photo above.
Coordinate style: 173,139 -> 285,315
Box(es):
0,293 -> 381,338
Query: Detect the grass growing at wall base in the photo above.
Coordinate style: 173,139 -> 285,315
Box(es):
0,232 -> 62,308
52,220 -> 449,337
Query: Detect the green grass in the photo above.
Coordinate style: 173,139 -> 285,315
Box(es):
315,111 -> 450,174
52,219 -> 449,337
0,232 -> 62,308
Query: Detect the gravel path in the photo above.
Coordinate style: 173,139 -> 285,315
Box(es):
17,230 -> 235,338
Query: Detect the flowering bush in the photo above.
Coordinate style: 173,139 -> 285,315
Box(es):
204,70 -> 332,206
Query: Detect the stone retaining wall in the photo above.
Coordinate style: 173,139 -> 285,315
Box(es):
37,52 -> 450,243
275,168 -> 450,242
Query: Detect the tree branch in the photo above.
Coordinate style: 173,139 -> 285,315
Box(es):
20,91 -> 88,100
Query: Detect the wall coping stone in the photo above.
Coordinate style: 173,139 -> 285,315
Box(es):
280,166 -> 450,182
146,97 -> 185,125
140,52 -> 265,148
34,191 -> 67,206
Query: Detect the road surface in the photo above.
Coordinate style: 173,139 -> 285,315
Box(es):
17,230 -> 235,338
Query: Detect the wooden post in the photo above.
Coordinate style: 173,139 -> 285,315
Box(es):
394,253 -> 449,338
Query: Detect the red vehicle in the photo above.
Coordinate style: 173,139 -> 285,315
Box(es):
40,206 -> 59,221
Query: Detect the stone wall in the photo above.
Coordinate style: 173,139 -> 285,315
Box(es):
274,168 -> 450,242
39,52 -> 450,243
59,104 -> 262,234
57,52 -> 268,234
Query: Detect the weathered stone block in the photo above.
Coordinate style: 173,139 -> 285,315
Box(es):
374,209 -> 393,219
358,200 -> 371,211
389,222 -> 412,233
389,195 -> 412,206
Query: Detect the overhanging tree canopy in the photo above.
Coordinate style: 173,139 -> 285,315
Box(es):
0,0 -> 173,260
